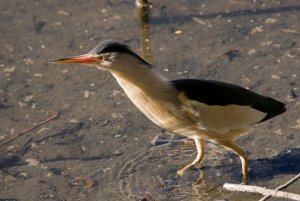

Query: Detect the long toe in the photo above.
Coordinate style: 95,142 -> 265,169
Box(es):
177,163 -> 194,176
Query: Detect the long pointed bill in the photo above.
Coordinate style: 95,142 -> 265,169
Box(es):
51,54 -> 98,64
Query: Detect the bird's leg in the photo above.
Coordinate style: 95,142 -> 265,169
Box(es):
177,135 -> 205,176
218,140 -> 249,184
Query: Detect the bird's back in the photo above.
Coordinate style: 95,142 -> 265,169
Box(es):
171,79 -> 286,123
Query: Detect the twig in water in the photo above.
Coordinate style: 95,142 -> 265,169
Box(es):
259,173 -> 300,201
223,183 -> 300,201
151,136 -> 194,147
0,112 -> 59,146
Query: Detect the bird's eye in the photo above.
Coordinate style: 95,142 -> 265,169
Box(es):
98,56 -> 104,61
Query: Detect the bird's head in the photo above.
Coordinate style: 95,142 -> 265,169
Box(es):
52,40 -> 150,73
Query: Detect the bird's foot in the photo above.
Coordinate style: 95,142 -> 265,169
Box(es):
176,163 -> 194,176
242,175 -> 249,185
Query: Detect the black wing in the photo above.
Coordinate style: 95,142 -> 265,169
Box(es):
171,79 -> 286,122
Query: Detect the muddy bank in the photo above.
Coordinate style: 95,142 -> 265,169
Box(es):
0,0 -> 299,200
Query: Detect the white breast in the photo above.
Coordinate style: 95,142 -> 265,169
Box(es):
113,77 -> 180,129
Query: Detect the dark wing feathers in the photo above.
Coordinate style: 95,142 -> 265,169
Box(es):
171,79 -> 286,122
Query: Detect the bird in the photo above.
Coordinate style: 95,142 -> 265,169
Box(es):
52,40 -> 286,184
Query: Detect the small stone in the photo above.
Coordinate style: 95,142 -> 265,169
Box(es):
284,52 -> 295,59
99,120 -> 109,127
253,65 -> 260,69
111,90 -> 122,97
18,102 -> 26,107
69,119 -> 79,124
7,145 -> 15,151
113,150 -> 121,155
159,47 -> 166,51
274,128 -> 282,135
271,74 -> 280,80
241,75 -> 251,84
114,134 -> 121,138
62,69 -> 68,74
53,22 -> 62,27
291,119 -> 300,129
41,164 -> 48,170
251,26 -> 263,34
83,90 -> 95,98
31,143 -> 38,149
103,167 -> 110,173
45,172 -> 53,178
24,95 -> 34,103
260,41 -> 273,47
285,95 -> 294,102
9,128 -> 15,134
111,113 -> 118,119
33,73 -> 43,77
5,44 -> 14,53
174,30 -> 182,35
281,29 -> 298,34
37,127 -> 49,134
26,158 -> 40,167
19,172 -> 28,178
248,49 -> 256,55
57,10 -> 70,16
27,45 -> 33,50
114,15 -> 121,20
24,58 -> 34,65
265,18 -> 277,24
3,66 -> 16,73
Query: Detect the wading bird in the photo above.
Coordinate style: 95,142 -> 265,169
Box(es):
52,40 -> 286,184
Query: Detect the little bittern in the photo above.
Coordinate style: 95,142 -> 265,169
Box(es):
52,40 -> 286,184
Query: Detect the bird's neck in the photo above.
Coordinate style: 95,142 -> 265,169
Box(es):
111,65 -> 175,100
109,60 -> 185,130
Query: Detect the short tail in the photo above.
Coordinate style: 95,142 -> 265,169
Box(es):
260,98 -> 286,122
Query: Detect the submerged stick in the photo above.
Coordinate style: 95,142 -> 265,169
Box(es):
223,183 -> 300,200
151,138 -> 194,146
0,112 -> 58,146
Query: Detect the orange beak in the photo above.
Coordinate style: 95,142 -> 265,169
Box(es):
51,54 -> 98,64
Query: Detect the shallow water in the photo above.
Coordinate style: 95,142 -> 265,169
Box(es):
0,0 -> 299,200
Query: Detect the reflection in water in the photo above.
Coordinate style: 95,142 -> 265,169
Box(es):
192,171 -> 223,200
136,0 -> 153,64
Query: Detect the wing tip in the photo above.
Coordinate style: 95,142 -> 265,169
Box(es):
260,99 -> 286,122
